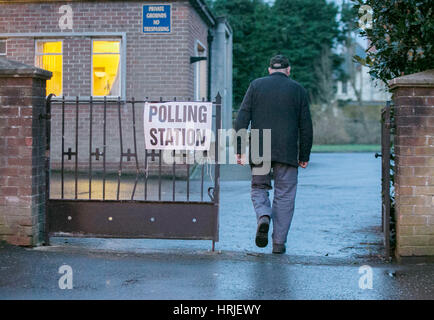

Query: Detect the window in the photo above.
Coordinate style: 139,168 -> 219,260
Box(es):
92,40 -> 121,97
35,40 -> 63,96
35,41 -> 62,96
0,40 -> 6,55
342,80 -> 348,94
194,41 -> 207,101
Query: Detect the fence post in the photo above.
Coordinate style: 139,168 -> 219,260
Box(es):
214,92 -> 222,204
0,57 -> 52,246
211,92 -> 222,252
382,101 -> 391,260
389,69 -> 434,260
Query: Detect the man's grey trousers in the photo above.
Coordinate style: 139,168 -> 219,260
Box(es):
251,162 -> 298,245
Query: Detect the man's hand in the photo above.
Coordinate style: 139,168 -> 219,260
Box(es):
236,154 -> 247,165
298,161 -> 308,168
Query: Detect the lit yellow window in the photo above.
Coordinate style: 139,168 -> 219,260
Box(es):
92,40 -> 121,97
36,41 -> 63,96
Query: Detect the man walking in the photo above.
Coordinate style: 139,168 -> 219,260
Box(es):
235,54 -> 313,254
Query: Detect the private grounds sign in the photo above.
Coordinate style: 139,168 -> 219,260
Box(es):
143,102 -> 213,150
143,4 -> 171,33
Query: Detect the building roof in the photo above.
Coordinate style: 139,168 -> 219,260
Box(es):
189,0 -> 216,27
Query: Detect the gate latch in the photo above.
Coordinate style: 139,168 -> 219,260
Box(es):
207,187 -> 215,201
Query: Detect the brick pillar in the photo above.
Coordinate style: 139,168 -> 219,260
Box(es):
0,57 -> 51,246
389,69 -> 434,258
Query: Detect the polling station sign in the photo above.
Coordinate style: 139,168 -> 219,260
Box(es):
143,4 -> 171,33
144,102 -> 213,150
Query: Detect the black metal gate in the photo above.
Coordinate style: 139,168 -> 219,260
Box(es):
44,94 -> 222,250
376,100 -> 394,260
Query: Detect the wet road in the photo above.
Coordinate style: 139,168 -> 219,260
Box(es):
1,242 -> 434,299
1,153 -> 434,299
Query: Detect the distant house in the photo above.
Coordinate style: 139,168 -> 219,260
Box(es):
335,41 -> 391,104
330,0 -> 391,105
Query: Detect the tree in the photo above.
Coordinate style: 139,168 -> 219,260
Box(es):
354,0 -> 434,84
210,0 -> 271,108
314,45 -> 336,106
210,0 -> 342,106
271,0 -> 341,104
340,1 -> 363,103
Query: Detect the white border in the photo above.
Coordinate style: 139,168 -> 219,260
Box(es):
194,39 -> 207,101
142,3 -> 172,35
91,38 -> 122,99
0,39 -> 6,55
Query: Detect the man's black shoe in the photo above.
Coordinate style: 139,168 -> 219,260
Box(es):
272,243 -> 286,254
255,215 -> 270,248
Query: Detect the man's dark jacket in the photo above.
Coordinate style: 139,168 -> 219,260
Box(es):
234,72 -> 313,168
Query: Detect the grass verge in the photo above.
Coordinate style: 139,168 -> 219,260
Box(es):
312,144 -> 381,153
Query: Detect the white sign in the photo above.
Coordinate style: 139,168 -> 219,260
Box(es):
143,4 -> 171,33
144,101 -> 213,150
58,5 -> 73,31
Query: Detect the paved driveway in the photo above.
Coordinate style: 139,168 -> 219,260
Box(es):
5,153 -> 427,300
49,152 -> 383,258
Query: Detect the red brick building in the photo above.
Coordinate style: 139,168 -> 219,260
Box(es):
0,0 -> 232,109
0,0 -> 233,173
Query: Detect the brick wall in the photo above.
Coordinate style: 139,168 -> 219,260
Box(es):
389,69 -> 434,258
2,38 -> 34,66
0,0 -> 208,99
63,38 -> 92,96
0,58 -> 51,246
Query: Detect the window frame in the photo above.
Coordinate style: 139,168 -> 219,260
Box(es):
35,39 -> 64,97
91,38 -> 122,99
194,39 -> 207,101
342,80 -> 348,94
0,39 -> 6,56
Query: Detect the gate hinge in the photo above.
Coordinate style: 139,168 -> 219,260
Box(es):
207,187 -> 215,202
